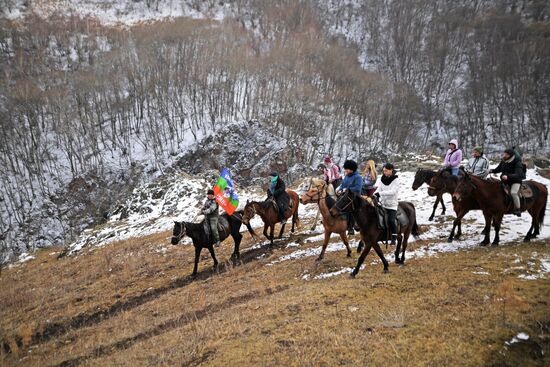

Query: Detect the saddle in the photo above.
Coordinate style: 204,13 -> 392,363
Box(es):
202,215 -> 229,239
502,182 -> 534,199
372,200 -> 409,240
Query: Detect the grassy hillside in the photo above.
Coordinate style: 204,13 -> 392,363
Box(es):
1,215 -> 549,366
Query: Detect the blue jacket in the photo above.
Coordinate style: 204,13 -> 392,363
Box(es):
339,171 -> 363,195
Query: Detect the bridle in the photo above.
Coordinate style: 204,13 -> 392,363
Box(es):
302,179 -> 326,203
171,222 -> 186,243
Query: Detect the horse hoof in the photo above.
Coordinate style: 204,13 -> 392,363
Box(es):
346,252 -> 352,258
479,242 -> 489,247
383,268 -> 389,273
350,272 -> 357,279
454,235 -> 461,240
428,216 -> 434,221
315,257 -> 323,262
447,238 -> 453,243
491,243 -> 499,247
523,237 -> 531,243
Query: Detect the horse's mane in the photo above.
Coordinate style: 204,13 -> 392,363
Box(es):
325,195 -> 335,209
416,168 -> 436,183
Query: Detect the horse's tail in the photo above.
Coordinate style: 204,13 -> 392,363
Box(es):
406,202 -> 422,239
538,188 -> 547,231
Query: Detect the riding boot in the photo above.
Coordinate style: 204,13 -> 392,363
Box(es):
513,208 -> 521,217
347,215 -> 355,235
278,207 -> 286,223
214,241 -> 220,247
390,234 -> 397,246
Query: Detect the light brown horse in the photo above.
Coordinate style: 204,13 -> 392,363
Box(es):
300,178 -> 353,261
242,190 -> 300,246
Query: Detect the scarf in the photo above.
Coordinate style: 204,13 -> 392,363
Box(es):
381,174 -> 398,186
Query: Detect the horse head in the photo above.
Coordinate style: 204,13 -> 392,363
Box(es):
171,221 -> 187,245
242,200 -> 256,225
300,178 -> 326,204
329,190 -> 356,216
412,169 -> 434,190
453,171 -> 475,202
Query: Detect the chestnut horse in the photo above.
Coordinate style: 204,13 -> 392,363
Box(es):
453,172 -> 547,245
330,190 -> 420,277
242,190 -> 300,246
428,169 -> 490,242
300,178 -> 354,261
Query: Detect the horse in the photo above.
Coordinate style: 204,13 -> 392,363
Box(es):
453,172 -> 547,245
170,211 -> 255,276
428,169 -> 490,242
299,178 -> 354,261
242,190 -> 300,246
412,168 -> 449,221
330,190 -> 420,277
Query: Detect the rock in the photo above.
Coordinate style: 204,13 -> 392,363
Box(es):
536,168 -> 550,180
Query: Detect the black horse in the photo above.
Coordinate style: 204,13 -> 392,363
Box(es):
330,191 -> 420,278
171,211 -> 255,276
412,168 -> 446,221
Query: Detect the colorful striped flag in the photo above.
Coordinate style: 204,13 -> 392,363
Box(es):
213,168 -> 239,215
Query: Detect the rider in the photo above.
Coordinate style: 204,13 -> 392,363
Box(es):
336,159 -> 362,235
361,159 -> 377,196
267,172 -> 290,223
443,139 -> 463,176
465,146 -> 490,179
201,189 -> 220,247
489,148 -> 525,216
375,163 -> 400,246
323,155 -> 342,190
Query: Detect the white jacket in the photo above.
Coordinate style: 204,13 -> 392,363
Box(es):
376,176 -> 400,210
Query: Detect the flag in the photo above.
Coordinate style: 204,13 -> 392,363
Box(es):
213,168 -> 239,215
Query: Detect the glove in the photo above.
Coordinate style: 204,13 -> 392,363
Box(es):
374,192 -> 380,199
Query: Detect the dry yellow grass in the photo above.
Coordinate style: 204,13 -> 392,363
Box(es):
0,219 -> 549,367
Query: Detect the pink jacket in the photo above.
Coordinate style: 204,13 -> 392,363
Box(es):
324,163 -> 341,183
443,139 -> 463,168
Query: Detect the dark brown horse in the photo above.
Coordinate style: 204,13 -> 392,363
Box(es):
428,169 -> 490,242
412,168 -> 445,221
300,178 -> 353,260
330,191 -> 420,277
453,172 -> 547,245
170,211 -> 255,276
242,190 -> 300,246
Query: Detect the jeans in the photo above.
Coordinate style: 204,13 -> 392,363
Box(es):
451,167 -> 459,176
510,183 -> 521,210
386,209 -> 397,235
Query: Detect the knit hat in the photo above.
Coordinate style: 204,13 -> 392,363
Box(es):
504,148 -> 515,157
324,156 -> 332,163
269,172 -> 278,177
207,189 -> 214,195
343,160 -> 358,171
473,146 -> 483,154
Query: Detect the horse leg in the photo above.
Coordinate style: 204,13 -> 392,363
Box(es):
192,246 -> 202,276
524,209 -> 536,242
263,224 -> 269,241
440,196 -> 446,215
341,232 -> 352,257
207,245 -> 218,270
231,232 -> 242,260
400,233 -> 409,264
448,218 -> 460,242
269,225 -> 275,246
311,207 -> 320,231
394,235 -> 402,264
278,222 -> 286,239
455,219 -> 462,240
372,243 -> 389,273
317,231 -> 331,261
357,240 -> 364,253
429,197 -> 438,221
491,216 -> 502,246
351,242 -> 372,278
